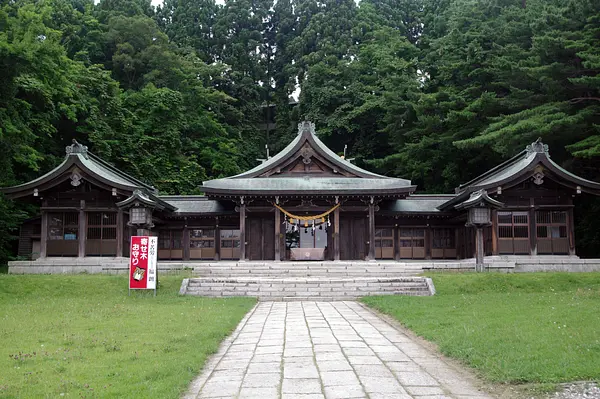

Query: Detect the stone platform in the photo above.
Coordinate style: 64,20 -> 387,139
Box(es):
8,255 -> 600,274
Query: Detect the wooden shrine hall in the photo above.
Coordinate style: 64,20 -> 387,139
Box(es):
3,121 -> 600,265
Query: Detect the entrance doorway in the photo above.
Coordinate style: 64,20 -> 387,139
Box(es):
286,223 -> 328,260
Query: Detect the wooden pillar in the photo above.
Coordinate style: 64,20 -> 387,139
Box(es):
368,199 -> 376,261
425,225 -> 432,260
240,200 -> 246,261
393,224 -> 400,261
183,223 -> 190,261
529,198 -> 537,255
455,228 -> 460,259
274,208 -> 281,261
475,227 -> 484,272
491,209 -> 499,255
40,210 -> 48,258
116,208 -> 124,257
78,200 -> 86,258
334,206 -> 340,261
214,217 -> 221,261
567,207 -> 576,256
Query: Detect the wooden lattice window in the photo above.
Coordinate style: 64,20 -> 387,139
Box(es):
48,212 -> 78,240
399,228 -> 425,259
158,230 -> 183,260
497,211 -> 529,254
375,228 -> 394,259
86,212 -> 117,256
536,211 -> 568,254
87,212 -> 117,240
190,229 -> 215,259
47,212 -> 79,257
220,229 -> 241,259
432,228 -> 456,259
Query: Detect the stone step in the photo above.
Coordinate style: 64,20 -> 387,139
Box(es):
191,272 -> 423,278
180,277 -> 434,299
190,266 -> 424,278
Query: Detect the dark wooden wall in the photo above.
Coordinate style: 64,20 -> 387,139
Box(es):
18,219 -> 40,259
339,214 -> 367,260
246,214 -> 275,260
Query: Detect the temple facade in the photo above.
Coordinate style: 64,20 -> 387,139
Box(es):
4,121 -> 600,265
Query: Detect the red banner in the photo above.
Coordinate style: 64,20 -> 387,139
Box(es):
129,236 -> 150,289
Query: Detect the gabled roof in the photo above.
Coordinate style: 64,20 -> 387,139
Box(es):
439,139 -> 600,210
117,190 -> 176,212
454,190 -> 504,210
202,121 -> 416,197
1,141 -> 156,198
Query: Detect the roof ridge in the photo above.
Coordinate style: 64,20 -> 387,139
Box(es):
457,149 -> 528,191
86,152 -> 156,192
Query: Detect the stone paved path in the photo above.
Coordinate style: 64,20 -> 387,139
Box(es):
184,302 -> 494,399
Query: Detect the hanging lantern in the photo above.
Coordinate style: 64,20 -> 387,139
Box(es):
304,221 -> 308,228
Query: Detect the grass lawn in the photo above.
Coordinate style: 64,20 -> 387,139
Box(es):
0,274 -> 256,398
362,273 -> 600,384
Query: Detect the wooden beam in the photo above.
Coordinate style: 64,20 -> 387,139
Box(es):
491,209 -> 498,255
567,207 -> 576,255
334,206 -> 340,261
368,201 -> 376,260
116,208 -> 123,257
78,200 -> 86,258
183,224 -> 190,261
214,217 -> 221,261
529,198 -> 537,255
274,209 -> 281,261
40,210 -> 48,258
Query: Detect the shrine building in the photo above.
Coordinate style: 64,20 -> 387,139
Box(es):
3,121 -> 600,272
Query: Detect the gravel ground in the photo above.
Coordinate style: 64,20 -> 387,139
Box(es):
551,382 -> 600,399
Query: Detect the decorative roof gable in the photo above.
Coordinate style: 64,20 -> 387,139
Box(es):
233,121 -> 393,179
1,140 -> 156,199
202,121 -> 415,197
439,138 -> 600,210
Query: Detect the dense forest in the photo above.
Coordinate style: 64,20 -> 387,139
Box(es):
1,0 -> 599,263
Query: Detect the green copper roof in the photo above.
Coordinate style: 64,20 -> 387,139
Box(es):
203,121 -> 415,196
439,139 -> 600,210
159,196 -> 233,215
380,195 -> 455,213
1,140 -> 155,198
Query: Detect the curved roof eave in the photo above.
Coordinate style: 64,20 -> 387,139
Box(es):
1,153 -> 153,198
201,186 -> 417,196
221,121 -> 410,183
0,156 -> 75,196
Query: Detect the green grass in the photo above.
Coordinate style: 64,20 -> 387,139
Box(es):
0,274 -> 256,398
362,273 -> 600,384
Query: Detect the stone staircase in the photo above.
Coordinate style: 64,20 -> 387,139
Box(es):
190,261 -> 425,278
179,261 -> 434,300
